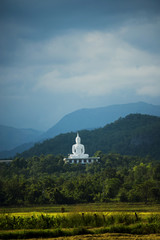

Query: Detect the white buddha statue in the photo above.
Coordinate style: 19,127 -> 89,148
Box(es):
69,133 -> 89,159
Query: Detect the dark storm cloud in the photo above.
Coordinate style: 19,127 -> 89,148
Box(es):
0,0 -> 160,65
1,0 -> 160,36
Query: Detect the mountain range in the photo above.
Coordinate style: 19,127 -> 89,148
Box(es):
0,102 -> 160,158
0,125 -> 42,152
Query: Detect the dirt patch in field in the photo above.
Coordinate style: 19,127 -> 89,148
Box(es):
26,233 -> 160,240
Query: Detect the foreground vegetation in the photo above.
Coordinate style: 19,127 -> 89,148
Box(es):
0,210 -> 160,239
1,202 -> 160,238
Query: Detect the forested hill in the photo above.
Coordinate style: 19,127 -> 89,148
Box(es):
19,114 -> 160,160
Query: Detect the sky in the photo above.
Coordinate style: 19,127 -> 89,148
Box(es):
0,0 -> 160,131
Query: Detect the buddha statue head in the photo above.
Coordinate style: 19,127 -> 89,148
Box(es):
75,133 -> 81,144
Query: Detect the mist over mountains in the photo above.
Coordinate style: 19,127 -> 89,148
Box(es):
0,102 -> 160,159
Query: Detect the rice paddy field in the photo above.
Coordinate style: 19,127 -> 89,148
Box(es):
33,233 -> 160,239
0,203 -> 160,239
1,202 -> 160,214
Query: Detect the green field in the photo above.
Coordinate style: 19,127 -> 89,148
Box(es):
0,203 -> 160,239
1,202 -> 160,214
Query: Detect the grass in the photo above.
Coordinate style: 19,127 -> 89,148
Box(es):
0,212 -> 160,229
1,223 -> 160,240
0,203 -> 160,239
1,202 -> 160,214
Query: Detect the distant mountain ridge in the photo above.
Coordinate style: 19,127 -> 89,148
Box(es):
43,102 -> 160,139
0,125 -> 42,152
19,114 -> 160,160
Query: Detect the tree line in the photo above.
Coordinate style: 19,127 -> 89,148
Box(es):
0,152 -> 160,206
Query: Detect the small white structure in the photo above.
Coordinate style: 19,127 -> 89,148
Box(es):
64,133 -> 100,164
0,160 -> 12,163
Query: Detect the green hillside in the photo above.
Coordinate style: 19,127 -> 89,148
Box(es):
20,114 -> 160,159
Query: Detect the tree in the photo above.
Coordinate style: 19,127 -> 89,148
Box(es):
103,178 -> 121,199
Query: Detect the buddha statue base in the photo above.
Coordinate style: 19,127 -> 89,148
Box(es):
68,153 -> 89,159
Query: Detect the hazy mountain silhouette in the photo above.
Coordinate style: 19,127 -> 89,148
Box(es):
0,125 -> 42,152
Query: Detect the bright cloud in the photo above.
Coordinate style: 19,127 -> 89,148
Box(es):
33,30 -> 160,98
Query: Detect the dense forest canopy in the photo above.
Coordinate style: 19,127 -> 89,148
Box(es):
0,152 -> 160,206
